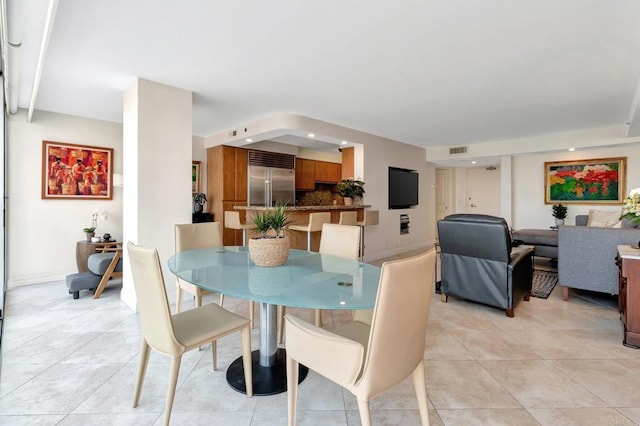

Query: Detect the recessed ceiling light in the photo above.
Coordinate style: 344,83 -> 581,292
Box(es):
568,147 -> 575,151
471,161 -> 477,164
245,138 -> 252,142
308,133 -> 315,138
341,141 -> 348,145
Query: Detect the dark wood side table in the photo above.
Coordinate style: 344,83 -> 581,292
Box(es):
75,241 -> 121,272
192,212 -> 214,223
618,245 -> 640,348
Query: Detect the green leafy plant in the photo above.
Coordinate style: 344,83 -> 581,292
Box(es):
336,178 -> 365,198
253,211 -> 272,238
83,227 -> 96,233
252,202 -> 290,238
551,203 -> 568,219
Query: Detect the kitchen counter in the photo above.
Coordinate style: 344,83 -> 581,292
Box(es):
234,204 -> 371,251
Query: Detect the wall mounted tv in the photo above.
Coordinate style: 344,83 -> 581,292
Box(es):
388,167 -> 419,209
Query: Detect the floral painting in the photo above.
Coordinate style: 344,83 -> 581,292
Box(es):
42,141 -> 113,200
544,157 -> 626,204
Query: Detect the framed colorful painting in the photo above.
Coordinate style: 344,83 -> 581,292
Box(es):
42,141 -> 113,200
544,157 -> 626,204
192,161 -> 201,193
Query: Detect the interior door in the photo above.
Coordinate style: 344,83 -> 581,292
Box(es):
465,167 -> 501,217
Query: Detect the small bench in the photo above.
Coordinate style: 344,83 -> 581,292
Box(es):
512,228 -> 558,260
65,249 -> 123,299
66,272 -> 101,299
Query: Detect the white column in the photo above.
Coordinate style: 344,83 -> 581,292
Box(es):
121,78 -> 192,311
500,155 -> 513,227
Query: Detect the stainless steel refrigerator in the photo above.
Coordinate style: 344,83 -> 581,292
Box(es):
248,165 -> 295,206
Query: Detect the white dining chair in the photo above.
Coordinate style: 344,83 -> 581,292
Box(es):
127,241 -> 253,426
174,222 -> 224,312
278,223 -> 360,342
285,250 -> 435,426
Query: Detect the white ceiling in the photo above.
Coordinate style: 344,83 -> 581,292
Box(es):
5,0 -> 640,150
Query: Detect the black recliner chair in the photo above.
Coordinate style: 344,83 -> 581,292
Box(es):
437,214 -> 533,317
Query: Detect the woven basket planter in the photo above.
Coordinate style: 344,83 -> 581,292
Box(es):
248,236 -> 290,267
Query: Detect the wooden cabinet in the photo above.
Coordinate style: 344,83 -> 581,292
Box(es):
341,147 -> 354,180
295,158 -> 316,190
207,145 -> 248,245
314,160 -> 341,184
618,246 -> 640,348
295,158 -> 341,188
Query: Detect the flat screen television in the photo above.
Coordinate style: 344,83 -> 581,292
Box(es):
388,167 -> 419,209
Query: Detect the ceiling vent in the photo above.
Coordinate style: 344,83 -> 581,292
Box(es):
449,146 -> 467,154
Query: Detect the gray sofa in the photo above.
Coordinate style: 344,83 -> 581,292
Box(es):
558,215 -> 640,300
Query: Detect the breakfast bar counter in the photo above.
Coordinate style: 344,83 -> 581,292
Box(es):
235,205 -> 370,251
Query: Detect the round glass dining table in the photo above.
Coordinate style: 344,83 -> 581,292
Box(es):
168,246 -> 382,395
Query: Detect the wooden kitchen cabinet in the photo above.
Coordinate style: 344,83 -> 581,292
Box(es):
208,145 -> 248,246
618,245 -> 640,348
295,158 -> 316,190
314,160 -> 341,183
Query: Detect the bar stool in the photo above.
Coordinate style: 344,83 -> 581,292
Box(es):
288,212 -> 331,251
224,211 -> 253,246
338,211 -> 358,226
357,210 -> 379,262
224,211 -> 256,327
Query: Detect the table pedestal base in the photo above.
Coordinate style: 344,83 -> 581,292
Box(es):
226,348 -> 308,395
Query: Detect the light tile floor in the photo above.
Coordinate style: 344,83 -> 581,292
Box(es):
1,252 -> 640,425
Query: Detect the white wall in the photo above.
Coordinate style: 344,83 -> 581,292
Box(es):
361,139 -> 435,261
512,143 -> 640,229
8,109 -> 123,287
121,79 -> 192,310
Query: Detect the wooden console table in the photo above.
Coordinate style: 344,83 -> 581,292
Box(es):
617,245 -> 640,348
75,241 -> 121,273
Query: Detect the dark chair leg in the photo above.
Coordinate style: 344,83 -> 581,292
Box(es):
523,291 -> 531,302
505,308 -> 514,317
72,291 -> 80,300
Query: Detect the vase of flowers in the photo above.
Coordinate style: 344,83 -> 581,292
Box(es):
248,203 -> 291,267
337,178 -> 365,206
621,190 -> 640,225
84,208 -> 109,241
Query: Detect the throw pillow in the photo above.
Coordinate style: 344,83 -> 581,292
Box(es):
587,209 -> 621,228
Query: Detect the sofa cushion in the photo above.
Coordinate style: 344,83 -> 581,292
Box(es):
587,209 -> 621,228
512,229 -> 558,246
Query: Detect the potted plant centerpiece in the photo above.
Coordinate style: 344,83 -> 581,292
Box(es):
193,192 -> 207,213
337,178 -> 365,206
248,203 -> 291,267
551,203 -> 568,226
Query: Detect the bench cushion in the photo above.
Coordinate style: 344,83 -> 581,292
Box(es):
66,271 -> 101,292
88,252 -> 123,275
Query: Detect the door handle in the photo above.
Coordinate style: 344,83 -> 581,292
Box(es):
470,204 -> 477,208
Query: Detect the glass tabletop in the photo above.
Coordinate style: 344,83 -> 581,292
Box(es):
168,247 -> 381,310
